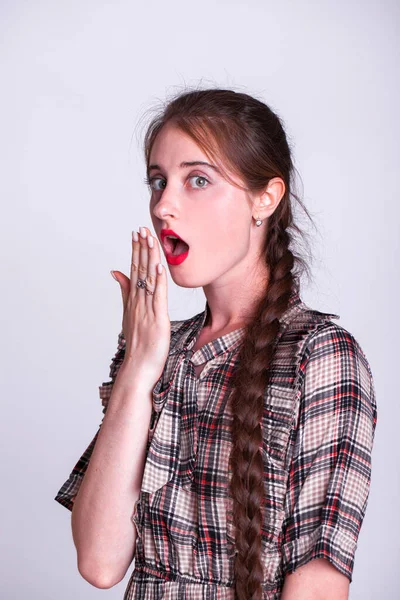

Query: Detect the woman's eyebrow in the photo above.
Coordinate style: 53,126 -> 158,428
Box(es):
147,161 -> 222,176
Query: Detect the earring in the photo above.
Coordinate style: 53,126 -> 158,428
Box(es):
255,201 -> 266,226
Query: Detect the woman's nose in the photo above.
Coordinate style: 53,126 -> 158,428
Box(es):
152,185 -> 179,220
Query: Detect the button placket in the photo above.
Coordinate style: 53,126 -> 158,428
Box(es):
179,352 -> 199,489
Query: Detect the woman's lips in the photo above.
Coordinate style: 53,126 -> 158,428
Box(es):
160,229 -> 190,265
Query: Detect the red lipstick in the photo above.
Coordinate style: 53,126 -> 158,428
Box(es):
160,229 -> 190,265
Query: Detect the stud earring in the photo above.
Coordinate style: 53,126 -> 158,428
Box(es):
255,201 -> 266,226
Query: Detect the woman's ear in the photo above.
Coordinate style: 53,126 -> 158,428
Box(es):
253,177 -> 286,220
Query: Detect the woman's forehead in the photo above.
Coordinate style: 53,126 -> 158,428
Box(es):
149,123 -> 208,161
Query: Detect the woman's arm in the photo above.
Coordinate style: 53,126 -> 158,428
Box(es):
281,558 -> 349,599
71,360 -> 154,589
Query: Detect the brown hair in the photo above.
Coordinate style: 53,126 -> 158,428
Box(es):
142,86 -> 313,600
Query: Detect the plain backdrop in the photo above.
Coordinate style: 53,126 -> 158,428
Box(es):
1,1 -> 398,598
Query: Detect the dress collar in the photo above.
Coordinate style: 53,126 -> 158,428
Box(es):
168,287 -> 304,361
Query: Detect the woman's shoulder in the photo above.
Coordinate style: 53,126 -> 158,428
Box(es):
296,301 -> 373,376
286,297 -> 368,356
280,297 -> 376,398
287,301 -> 377,426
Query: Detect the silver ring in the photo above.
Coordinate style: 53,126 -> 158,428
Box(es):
137,278 -> 154,296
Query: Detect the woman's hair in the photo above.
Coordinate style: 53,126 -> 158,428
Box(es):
142,86 -> 313,600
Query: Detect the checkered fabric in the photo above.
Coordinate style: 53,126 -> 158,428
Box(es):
55,290 -> 377,599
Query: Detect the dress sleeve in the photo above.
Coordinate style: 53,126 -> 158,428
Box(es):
54,330 -> 126,512
281,323 -> 377,582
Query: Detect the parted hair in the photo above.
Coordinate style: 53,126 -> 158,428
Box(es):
142,86 -> 312,600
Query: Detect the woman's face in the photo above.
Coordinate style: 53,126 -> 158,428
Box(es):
148,122 -> 265,290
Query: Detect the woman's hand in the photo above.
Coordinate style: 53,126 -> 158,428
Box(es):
111,226 -> 171,388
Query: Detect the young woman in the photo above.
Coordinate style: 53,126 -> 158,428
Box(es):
55,88 -> 377,600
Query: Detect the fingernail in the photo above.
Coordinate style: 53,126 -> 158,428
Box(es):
139,227 -> 146,238
132,230 -> 138,242
110,270 -> 118,281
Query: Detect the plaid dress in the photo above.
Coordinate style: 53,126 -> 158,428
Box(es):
55,290 -> 377,599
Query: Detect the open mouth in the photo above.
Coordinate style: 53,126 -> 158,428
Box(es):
164,235 -> 190,256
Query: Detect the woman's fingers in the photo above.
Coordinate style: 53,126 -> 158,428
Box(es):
116,271 -> 130,308
130,226 -> 165,317
130,230 -> 141,293
109,270 -> 129,307
144,231 -> 158,313
153,251 -> 167,317
138,227 -> 150,304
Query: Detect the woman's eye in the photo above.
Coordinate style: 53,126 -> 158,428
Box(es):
145,177 -> 166,191
188,175 -> 209,189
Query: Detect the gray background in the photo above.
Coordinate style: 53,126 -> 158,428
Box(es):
1,0 -> 398,598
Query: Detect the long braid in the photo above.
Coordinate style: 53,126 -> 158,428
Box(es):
229,220 -> 295,600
